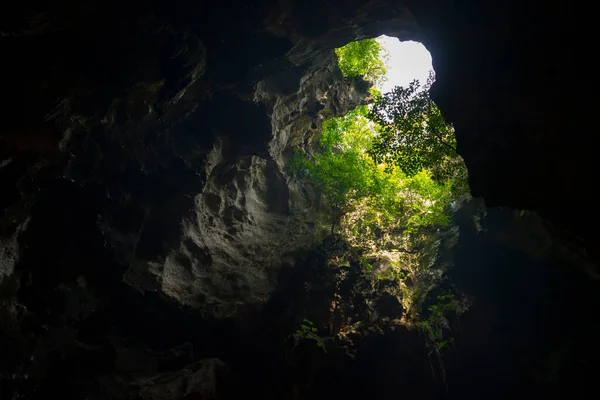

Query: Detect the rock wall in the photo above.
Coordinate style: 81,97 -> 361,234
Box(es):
3,0 -> 595,255
118,52 -> 369,317
1,0 -> 598,398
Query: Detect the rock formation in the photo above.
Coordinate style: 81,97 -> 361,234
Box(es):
1,1 -> 597,399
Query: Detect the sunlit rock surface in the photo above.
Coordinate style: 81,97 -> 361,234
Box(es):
1,0 -> 598,398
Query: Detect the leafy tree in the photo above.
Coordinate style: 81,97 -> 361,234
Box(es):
320,105 -> 373,153
402,170 -> 453,229
290,85 -> 470,367
335,39 -> 388,85
291,41 -> 471,377
290,105 -> 378,235
368,73 -> 463,185
343,164 -> 454,253
417,293 -> 469,390
291,59 -> 467,247
290,144 -> 375,234
295,319 -> 327,353
291,103 -> 455,238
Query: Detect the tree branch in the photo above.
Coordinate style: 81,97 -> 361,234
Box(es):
430,126 -> 457,153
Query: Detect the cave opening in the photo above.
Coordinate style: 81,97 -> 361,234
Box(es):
375,36 -> 433,94
290,34 -> 469,250
284,35 -> 472,392
277,32 -> 598,399
2,2 -> 599,399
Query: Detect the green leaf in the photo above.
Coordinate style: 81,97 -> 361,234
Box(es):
367,72 -> 468,193
335,39 -> 388,85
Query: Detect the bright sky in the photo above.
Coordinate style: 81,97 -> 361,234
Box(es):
376,36 -> 433,93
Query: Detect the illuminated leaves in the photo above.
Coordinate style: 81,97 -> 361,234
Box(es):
335,39 -> 388,85
291,61 -> 468,243
368,73 -> 460,183
290,105 -> 455,239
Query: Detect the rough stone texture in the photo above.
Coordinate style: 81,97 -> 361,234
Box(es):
0,218 -> 29,284
117,52 -> 369,317
1,0 -> 599,399
259,53 -> 371,168
2,1 -> 594,249
100,357 -> 225,400
142,152 -> 308,316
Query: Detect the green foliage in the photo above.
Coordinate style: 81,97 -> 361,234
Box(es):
368,87 -> 383,100
417,293 -> 469,355
376,266 -> 408,281
418,294 -> 456,350
335,39 -> 387,85
343,162 -> 456,251
403,170 -> 453,231
290,41 -> 472,386
415,293 -> 468,390
290,65 -> 470,350
291,101 -> 459,237
368,73 -> 467,190
359,255 -> 373,271
291,147 -> 375,231
296,319 -> 327,353
320,105 -> 371,153
519,209 -> 531,217
291,107 -> 379,233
